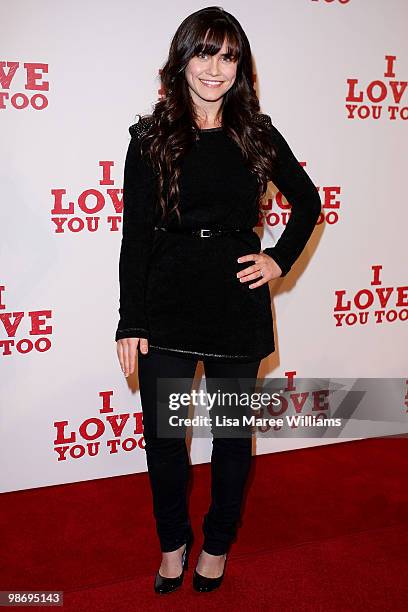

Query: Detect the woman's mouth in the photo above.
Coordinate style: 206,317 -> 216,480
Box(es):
199,79 -> 224,88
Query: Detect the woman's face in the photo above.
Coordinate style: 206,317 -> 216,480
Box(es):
184,37 -> 238,106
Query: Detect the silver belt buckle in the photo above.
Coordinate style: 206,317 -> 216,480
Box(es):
200,228 -> 211,238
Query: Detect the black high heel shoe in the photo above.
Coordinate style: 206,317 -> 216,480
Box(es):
192,551 -> 228,592
154,532 -> 194,595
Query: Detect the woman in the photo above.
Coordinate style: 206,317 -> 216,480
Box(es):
115,6 -> 321,595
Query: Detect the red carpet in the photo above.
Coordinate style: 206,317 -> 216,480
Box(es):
1,437 -> 407,610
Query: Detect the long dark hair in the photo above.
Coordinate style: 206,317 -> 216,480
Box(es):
139,5 -> 278,224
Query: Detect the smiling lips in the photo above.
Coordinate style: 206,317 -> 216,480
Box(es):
199,79 -> 224,88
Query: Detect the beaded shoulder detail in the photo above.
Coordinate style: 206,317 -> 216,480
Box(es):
129,114 -> 154,139
254,112 -> 272,128
128,113 -> 271,137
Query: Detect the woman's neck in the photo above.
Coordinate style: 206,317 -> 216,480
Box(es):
199,123 -> 222,130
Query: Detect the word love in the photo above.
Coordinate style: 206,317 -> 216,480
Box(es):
251,385 -> 330,434
53,391 -> 145,461
333,265 -> 408,327
0,285 -> 52,356
0,61 -> 49,110
51,161 -> 124,233
346,55 -> 408,120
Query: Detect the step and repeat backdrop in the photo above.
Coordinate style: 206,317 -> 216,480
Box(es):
1,0 -> 407,492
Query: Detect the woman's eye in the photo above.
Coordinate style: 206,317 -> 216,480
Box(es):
196,52 -> 235,61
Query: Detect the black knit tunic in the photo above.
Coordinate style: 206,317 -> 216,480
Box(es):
114,113 -> 321,362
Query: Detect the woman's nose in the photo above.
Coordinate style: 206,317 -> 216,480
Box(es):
208,56 -> 220,75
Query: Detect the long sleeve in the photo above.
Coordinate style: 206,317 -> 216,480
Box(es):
114,122 -> 157,342
262,117 -> 322,277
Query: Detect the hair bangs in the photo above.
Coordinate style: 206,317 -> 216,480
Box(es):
193,24 -> 240,61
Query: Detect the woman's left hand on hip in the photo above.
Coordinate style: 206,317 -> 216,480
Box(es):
236,251 -> 282,288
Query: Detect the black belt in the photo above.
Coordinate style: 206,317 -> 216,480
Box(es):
154,226 -> 252,238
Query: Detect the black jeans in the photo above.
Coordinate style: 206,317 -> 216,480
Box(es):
137,349 -> 261,555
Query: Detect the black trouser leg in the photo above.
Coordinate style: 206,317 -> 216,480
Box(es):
201,358 -> 261,556
137,349 -> 198,553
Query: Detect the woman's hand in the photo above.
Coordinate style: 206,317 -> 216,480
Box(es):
236,251 -> 282,288
116,337 -> 149,377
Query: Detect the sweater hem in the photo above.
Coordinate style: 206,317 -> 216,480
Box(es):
146,343 -> 275,362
